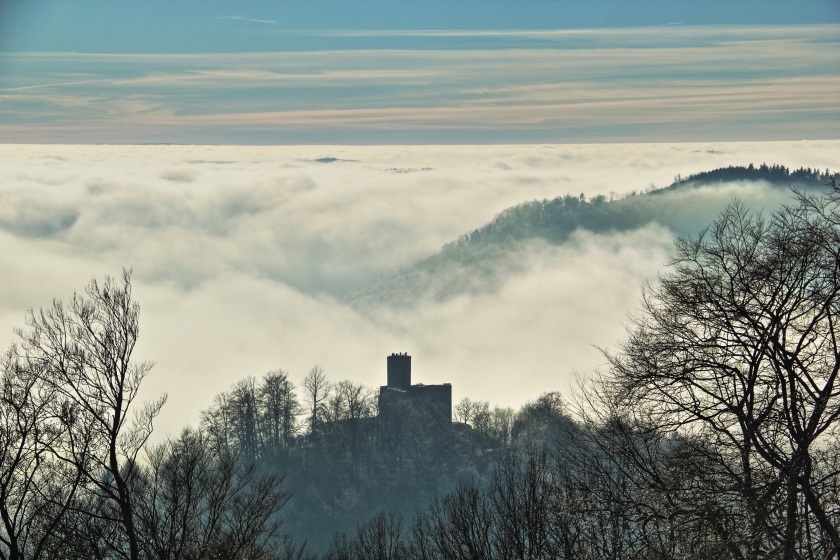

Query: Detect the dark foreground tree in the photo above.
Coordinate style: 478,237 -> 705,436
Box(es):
1,271 -> 299,560
0,348 -> 82,560
136,429 -> 294,560
15,270 -> 165,560
324,512 -> 407,560
607,188 -> 840,558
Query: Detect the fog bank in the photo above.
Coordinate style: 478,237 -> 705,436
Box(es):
0,141 -> 837,437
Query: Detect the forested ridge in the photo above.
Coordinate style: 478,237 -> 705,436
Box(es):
2,166 -> 840,559
445,163 -> 833,253
197,369 -> 572,552
352,164 -> 836,305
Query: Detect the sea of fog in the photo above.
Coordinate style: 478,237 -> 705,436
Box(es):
0,141 -> 838,438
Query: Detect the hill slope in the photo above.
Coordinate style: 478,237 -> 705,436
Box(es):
352,165 -> 834,306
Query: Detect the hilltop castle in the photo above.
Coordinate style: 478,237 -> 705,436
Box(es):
378,353 -> 452,422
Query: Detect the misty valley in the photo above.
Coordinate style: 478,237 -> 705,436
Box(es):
4,1 -> 839,556
2,163 -> 840,559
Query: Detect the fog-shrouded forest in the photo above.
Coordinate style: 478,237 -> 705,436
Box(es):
3,165 -> 840,560
353,164 -> 834,307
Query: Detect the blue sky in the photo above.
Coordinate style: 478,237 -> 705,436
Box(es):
1,0 -> 839,144
4,1 -> 839,53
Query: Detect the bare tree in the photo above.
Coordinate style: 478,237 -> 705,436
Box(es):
325,512 -> 407,560
201,392 -> 234,455
259,369 -> 301,456
16,270 -> 166,560
202,371 -> 301,465
607,194 -> 840,558
135,428 -> 292,560
488,406 -> 515,447
229,377 -> 261,463
453,398 -> 476,426
324,381 -> 375,482
489,447 -> 557,560
511,392 -> 572,449
302,366 -> 330,439
471,402 -> 491,438
427,480 -> 494,560
0,348 -> 86,560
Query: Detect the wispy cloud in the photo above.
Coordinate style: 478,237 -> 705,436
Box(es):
216,15 -> 277,25
106,68 -> 438,89
67,75 -> 831,140
0,79 -> 105,92
1,25 -> 838,143
316,24 -> 835,41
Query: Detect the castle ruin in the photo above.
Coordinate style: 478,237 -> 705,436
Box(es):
378,353 -> 452,423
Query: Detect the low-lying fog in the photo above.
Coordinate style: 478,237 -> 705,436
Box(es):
0,141 -> 837,438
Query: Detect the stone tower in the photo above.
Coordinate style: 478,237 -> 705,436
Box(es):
379,353 -> 452,423
386,352 -> 411,389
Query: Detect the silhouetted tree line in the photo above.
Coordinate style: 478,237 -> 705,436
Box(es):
666,163 -> 834,190
353,163 -> 837,306
197,365 -> 578,550
0,267 -> 569,559
434,163 -> 836,257
4,174 -> 840,559
0,272 -> 306,560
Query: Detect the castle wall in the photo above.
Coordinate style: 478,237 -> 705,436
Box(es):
408,384 -> 452,421
380,353 -> 452,424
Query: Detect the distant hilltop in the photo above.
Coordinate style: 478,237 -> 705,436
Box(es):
436,162 -> 836,259
660,163 -> 835,193
351,163 -> 837,306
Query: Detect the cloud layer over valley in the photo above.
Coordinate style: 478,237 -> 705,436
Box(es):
0,141 -> 837,437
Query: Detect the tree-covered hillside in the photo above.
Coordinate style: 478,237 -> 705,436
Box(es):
352,165 -> 836,305
449,164 -> 831,248
662,163 -> 830,191
197,371 -> 572,554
